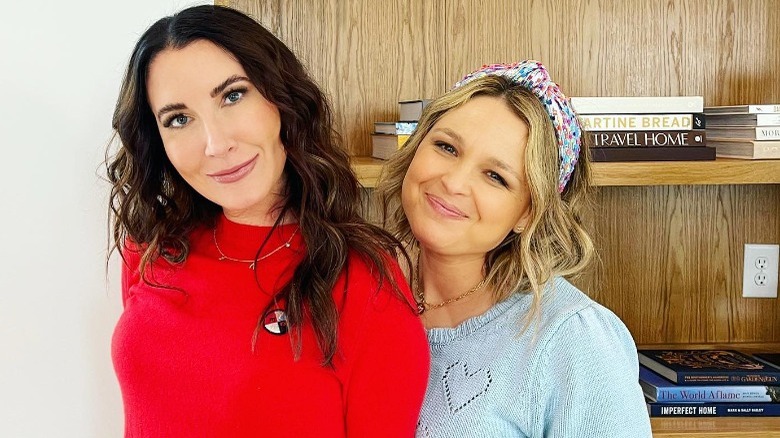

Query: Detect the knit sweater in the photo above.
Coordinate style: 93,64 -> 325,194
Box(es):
416,277 -> 652,437
112,215 -> 429,437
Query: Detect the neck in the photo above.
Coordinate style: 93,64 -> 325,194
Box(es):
417,250 -> 494,328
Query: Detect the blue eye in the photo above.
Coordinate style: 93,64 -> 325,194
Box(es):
224,89 -> 245,105
164,114 -> 190,128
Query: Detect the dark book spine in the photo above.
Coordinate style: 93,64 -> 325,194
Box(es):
589,130 -> 706,147
590,146 -> 716,162
648,402 -> 780,417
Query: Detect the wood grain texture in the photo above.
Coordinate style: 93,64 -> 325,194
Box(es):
586,184 -> 780,344
222,0 -> 780,347
225,0 -> 446,156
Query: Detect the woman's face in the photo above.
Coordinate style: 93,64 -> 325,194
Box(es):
146,39 -> 287,225
401,95 -> 532,259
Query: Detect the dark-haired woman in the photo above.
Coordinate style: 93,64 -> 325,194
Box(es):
108,5 -> 428,437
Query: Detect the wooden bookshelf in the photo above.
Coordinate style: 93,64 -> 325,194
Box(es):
224,0 -> 780,436
351,156 -> 780,188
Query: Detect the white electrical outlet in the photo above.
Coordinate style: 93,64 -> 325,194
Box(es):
743,244 -> 779,298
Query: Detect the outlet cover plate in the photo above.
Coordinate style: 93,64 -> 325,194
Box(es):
743,244 -> 779,298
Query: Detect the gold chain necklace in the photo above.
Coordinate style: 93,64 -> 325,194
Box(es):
213,226 -> 299,270
413,258 -> 487,314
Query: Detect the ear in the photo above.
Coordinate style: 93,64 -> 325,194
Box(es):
513,208 -> 532,234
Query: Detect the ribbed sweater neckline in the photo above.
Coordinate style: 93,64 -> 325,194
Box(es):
425,292 -> 530,346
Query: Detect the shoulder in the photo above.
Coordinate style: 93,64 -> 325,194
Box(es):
337,250 -> 417,315
534,277 -> 635,352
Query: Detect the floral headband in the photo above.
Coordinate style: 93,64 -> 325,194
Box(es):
453,60 -> 581,193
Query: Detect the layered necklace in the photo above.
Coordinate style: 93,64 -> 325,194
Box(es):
213,226 -> 299,270
413,258 -> 488,314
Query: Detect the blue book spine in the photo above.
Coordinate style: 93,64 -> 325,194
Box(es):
647,402 -> 780,417
640,366 -> 780,403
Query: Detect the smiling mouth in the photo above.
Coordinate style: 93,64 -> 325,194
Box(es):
208,154 -> 258,183
425,194 -> 468,219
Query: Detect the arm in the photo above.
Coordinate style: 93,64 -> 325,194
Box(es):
343,259 -> 430,438
535,304 -> 652,438
120,242 -> 142,308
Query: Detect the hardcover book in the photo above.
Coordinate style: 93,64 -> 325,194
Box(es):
371,134 -> 409,160
754,354 -> 780,369
704,104 -> 780,114
398,99 -> 432,122
571,96 -> 703,114
590,146 -> 715,162
705,113 -> 780,126
707,126 -> 780,141
640,365 -> 780,403
638,350 -> 780,385
589,130 -> 706,147
646,401 -> 780,417
580,113 -> 704,131
709,139 -> 780,159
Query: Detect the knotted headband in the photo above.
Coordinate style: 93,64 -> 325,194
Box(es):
453,61 -> 581,193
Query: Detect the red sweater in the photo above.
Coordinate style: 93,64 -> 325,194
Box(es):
112,215 -> 429,437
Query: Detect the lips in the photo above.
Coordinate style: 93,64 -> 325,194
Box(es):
208,155 -> 258,183
425,193 -> 468,219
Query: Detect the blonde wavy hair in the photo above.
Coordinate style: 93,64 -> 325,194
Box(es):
375,75 -> 595,326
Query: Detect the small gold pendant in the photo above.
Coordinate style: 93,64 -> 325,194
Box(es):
416,302 -> 425,315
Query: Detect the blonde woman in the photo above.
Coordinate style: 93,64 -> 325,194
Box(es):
377,62 -> 651,437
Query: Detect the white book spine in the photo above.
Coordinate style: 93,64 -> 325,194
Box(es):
570,96 -> 703,114
580,114 -> 694,131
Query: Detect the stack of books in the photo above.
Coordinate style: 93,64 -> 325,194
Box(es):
570,96 -> 714,162
371,99 -> 429,160
704,105 -> 780,159
638,349 -> 780,418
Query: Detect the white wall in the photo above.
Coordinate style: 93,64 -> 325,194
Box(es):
0,1 -> 208,436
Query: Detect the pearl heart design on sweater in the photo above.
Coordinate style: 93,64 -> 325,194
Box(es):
442,361 -> 493,414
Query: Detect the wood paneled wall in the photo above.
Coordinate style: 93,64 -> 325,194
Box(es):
220,0 -> 780,345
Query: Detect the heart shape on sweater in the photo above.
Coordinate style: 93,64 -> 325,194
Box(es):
442,361 -> 492,414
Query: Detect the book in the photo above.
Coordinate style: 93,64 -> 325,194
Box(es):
709,139 -> 780,159
580,113 -> 704,131
754,353 -> 780,369
373,121 -> 418,135
589,130 -> 706,147
705,104 -> 780,114
647,401 -> 780,417
637,350 -> 780,385
640,365 -> 780,403
371,133 -> 409,160
571,96 -> 703,114
590,146 -> 715,162
705,113 -> 780,126
398,99 -> 433,122
707,126 -> 780,141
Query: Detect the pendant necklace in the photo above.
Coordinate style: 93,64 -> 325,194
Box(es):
213,226 -> 299,270
413,258 -> 487,314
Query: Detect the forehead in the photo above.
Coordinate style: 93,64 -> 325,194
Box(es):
433,95 -> 528,158
146,39 -> 246,107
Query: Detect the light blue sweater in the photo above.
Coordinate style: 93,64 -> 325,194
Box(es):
416,277 -> 652,437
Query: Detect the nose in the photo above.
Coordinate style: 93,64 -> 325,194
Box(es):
203,117 -> 237,157
440,162 -> 472,195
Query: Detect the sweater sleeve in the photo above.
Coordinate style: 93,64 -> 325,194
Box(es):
343,259 -> 430,438
535,303 -> 653,437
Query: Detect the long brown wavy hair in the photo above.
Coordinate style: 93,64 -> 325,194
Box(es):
107,5 -> 408,364
376,75 -> 595,327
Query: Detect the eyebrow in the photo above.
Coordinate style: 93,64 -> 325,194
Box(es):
155,75 -> 251,121
210,75 -> 250,98
432,127 -> 523,182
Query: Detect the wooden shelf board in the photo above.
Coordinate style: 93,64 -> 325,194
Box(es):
350,156 -> 780,188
